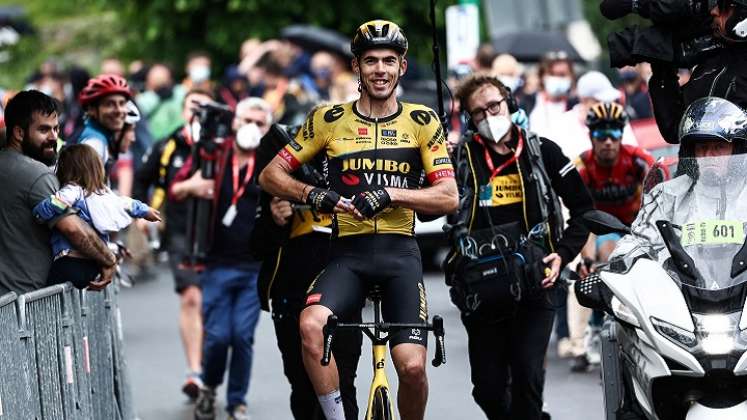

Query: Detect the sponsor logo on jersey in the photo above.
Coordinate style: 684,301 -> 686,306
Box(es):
382,129 -> 397,137
433,157 -> 451,166
302,108 -> 317,140
288,138 -> 303,151
358,127 -> 368,135
380,137 -> 398,146
342,158 -> 411,174
324,105 -> 344,123
431,145 -> 439,152
426,125 -> 444,149
362,173 -> 409,188
341,173 -> 360,186
410,109 -> 431,126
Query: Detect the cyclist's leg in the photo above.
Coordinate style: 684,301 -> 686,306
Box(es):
379,237 -> 428,420
299,257 -> 366,400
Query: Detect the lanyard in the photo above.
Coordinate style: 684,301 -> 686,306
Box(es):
473,130 -> 525,180
231,152 -> 255,206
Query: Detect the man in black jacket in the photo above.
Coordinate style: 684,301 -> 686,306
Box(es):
446,74 -> 593,420
250,125 -> 361,420
648,0 -> 747,143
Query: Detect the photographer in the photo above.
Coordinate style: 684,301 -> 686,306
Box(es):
170,97 -> 272,420
602,0 -> 747,143
445,74 -> 593,420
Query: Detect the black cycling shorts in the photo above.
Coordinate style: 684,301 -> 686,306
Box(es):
305,234 -> 428,348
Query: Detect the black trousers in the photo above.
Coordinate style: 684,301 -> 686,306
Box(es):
462,295 -> 555,420
269,233 -> 361,420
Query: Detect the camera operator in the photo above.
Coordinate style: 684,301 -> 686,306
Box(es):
445,74 -> 593,420
601,0 -> 747,143
169,97 -> 272,420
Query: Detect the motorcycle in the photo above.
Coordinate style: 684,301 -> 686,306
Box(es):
576,151 -> 747,420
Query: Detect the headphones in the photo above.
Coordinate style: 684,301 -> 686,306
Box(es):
463,81 -> 520,131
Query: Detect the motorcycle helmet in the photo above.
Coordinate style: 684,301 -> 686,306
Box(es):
678,96 -> 747,181
79,74 -> 132,108
351,20 -> 408,57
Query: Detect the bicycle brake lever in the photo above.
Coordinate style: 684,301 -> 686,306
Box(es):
431,316 -> 446,367
321,315 -> 338,366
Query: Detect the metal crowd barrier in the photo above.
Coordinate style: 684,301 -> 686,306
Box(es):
0,282 -> 135,420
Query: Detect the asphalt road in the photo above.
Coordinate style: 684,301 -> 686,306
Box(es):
121,265 -> 603,420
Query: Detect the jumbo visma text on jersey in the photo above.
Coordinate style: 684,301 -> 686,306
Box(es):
279,101 -> 454,237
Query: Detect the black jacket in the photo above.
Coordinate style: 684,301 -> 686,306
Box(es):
450,128 -> 593,266
133,126 -> 192,242
649,43 -> 747,144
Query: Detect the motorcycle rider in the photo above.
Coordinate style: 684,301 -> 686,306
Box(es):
612,96 -> 747,259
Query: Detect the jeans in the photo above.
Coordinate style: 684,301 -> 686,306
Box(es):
462,295 -> 555,420
200,265 -> 261,411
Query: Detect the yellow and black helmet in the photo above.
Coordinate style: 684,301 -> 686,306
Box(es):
586,101 -> 628,130
351,20 -> 408,57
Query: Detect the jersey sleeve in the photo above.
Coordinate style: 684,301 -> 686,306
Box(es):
80,137 -> 108,162
418,111 -> 454,184
32,183 -> 81,226
277,106 -> 329,172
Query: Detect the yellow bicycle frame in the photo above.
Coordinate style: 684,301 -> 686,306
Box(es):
365,343 -> 396,419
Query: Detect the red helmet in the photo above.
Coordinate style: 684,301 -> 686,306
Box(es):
78,74 -> 132,107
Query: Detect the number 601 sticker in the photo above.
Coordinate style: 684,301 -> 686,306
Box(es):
681,220 -> 745,246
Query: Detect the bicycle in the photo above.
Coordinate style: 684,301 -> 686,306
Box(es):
321,286 -> 447,420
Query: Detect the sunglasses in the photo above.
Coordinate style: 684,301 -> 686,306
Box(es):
591,128 -> 623,141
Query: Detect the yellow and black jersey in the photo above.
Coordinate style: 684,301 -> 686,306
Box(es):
278,101 -> 454,237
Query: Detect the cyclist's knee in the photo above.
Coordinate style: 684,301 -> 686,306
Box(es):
299,305 -> 331,348
392,346 -> 427,386
180,286 -> 201,310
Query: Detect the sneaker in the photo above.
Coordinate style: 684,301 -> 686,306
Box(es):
194,386 -> 216,420
570,354 -> 590,373
182,372 -> 203,401
556,337 -> 573,358
228,404 -> 250,420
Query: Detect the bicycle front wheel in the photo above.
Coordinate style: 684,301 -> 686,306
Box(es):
371,386 -> 393,420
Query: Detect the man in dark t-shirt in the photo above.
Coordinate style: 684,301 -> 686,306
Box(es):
0,90 -> 116,295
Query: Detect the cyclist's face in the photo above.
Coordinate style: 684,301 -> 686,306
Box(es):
91,94 -> 128,132
354,49 -> 407,100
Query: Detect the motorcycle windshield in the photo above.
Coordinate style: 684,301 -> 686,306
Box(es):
624,151 -> 747,291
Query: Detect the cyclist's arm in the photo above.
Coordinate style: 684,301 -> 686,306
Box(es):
387,179 -> 457,215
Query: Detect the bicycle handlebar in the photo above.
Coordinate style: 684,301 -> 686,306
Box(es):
431,315 -> 446,367
321,314 -> 338,366
320,314 -> 447,367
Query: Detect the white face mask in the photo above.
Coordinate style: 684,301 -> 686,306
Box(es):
498,76 -> 522,93
190,121 -> 202,142
477,114 -> 512,143
236,123 -> 262,150
543,76 -> 572,98
189,66 -> 211,83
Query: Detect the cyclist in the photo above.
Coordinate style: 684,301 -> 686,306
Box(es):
259,19 -> 458,420
570,102 -> 654,372
73,74 -> 132,176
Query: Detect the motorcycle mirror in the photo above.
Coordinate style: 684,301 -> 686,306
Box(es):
582,210 -> 631,236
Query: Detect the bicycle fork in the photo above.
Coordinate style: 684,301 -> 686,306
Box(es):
365,342 -> 396,419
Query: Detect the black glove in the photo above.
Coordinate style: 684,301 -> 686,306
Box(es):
351,189 -> 391,218
306,187 -> 341,213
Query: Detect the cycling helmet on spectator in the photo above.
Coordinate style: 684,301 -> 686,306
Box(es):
586,102 -> 628,130
79,74 -> 132,108
351,20 -> 408,57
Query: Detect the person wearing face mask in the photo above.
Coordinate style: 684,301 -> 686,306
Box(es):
133,89 -> 214,402
445,74 -> 593,420
183,51 -> 214,94
169,97 -> 272,420
528,51 -> 578,139
137,63 -> 187,142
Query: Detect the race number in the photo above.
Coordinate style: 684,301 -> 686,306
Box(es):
680,220 -> 745,246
